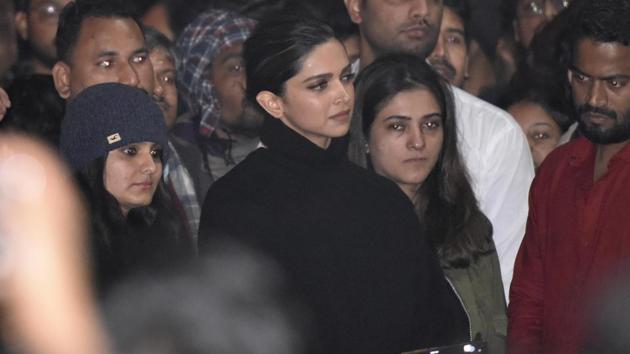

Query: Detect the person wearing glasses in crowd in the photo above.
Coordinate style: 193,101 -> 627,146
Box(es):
14,0 -> 71,76
511,0 -> 570,49
2,0 -> 67,146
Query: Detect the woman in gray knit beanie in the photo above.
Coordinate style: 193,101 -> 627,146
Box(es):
60,83 -> 193,296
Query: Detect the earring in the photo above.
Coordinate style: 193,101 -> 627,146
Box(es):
364,143 -> 370,154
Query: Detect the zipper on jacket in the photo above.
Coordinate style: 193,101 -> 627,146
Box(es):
445,276 -> 472,341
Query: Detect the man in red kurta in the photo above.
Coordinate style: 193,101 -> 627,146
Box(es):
508,1 -> 630,353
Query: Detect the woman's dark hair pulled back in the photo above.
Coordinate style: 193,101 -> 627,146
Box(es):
244,15 -> 336,115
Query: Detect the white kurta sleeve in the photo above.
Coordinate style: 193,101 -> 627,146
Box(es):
452,87 -> 535,301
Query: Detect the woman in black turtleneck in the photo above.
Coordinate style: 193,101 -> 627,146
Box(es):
198,16 -> 469,354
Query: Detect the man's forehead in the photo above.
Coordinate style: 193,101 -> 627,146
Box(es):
574,39 -> 630,73
365,0 -> 444,8
29,0 -> 71,9
81,16 -> 141,34
150,47 -> 175,66
442,7 -> 465,30
77,16 -> 144,46
216,43 -> 244,61
56,0 -> 72,8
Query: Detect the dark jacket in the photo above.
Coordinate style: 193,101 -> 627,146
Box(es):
169,112 -> 213,199
199,117 -> 469,354
88,184 -> 194,297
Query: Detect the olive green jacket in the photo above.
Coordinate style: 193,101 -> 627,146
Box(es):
444,250 -> 507,354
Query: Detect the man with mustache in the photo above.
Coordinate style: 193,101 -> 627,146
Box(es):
14,0 -> 72,76
50,1 -> 200,247
345,0 -> 534,300
146,27 -> 210,246
508,1 -> 630,353
427,0 -> 469,87
52,0 -> 155,100
175,9 -> 262,182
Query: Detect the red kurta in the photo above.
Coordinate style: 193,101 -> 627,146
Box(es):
508,137 -> 630,354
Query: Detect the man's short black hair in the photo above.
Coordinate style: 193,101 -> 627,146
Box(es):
280,1 -> 358,41
144,26 -> 176,63
564,0 -> 630,65
55,0 -> 140,64
443,0 -> 471,43
14,0 -> 29,12
501,0 -> 517,30
125,0 -> 159,18
444,0 -> 470,25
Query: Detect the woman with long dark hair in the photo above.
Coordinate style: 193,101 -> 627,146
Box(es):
60,83 -> 193,296
199,16 -> 469,354
349,54 -> 507,353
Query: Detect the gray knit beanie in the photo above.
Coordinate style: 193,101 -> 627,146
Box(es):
60,83 -> 168,171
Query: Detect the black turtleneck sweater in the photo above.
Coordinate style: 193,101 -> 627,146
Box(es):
199,117 -> 469,354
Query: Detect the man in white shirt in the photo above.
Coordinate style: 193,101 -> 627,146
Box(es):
345,0 -> 534,300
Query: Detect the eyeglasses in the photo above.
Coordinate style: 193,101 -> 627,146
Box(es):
517,0 -> 570,18
31,2 -> 64,23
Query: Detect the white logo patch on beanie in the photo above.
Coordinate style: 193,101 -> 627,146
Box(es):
107,133 -> 122,144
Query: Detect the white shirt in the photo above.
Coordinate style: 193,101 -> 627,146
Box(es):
452,87 -> 535,301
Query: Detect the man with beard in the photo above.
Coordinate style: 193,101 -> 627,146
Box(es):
345,0 -> 534,300
146,27 -> 211,246
175,9 -> 262,182
508,1 -> 630,353
14,0 -> 71,75
427,0 -> 469,87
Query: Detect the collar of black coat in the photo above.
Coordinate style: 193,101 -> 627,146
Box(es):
259,117 -> 348,170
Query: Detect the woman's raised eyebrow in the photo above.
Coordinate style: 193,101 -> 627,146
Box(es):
302,73 -> 333,84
